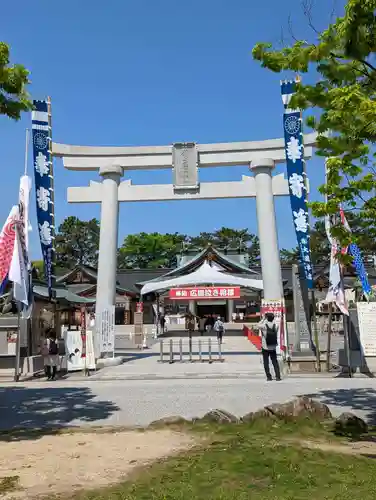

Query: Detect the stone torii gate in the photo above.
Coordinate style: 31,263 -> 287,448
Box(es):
52,133 -> 316,319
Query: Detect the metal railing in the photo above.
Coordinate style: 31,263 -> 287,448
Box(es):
159,337 -> 224,363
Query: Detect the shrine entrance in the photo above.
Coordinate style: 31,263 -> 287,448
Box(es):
196,302 -> 227,321
54,131 -> 316,357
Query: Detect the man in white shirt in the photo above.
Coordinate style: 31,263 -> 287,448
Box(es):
213,316 -> 225,344
255,313 -> 281,381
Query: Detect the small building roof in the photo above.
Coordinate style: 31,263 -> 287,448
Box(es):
33,285 -> 95,304
56,264 -> 136,296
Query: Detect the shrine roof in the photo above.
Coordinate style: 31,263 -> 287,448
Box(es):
136,246 -> 260,286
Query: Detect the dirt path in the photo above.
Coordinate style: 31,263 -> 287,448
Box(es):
288,438 -> 376,457
0,429 -> 196,499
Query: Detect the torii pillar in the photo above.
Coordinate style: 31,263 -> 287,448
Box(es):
251,159 -> 283,301
96,165 -> 123,318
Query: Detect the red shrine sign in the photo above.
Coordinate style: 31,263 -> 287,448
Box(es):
169,286 -> 241,300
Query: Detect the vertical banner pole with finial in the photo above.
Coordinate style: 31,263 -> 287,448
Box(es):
47,97 -> 56,297
296,76 -> 321,372
281,75 -> 320,369
31,98 -> 56,303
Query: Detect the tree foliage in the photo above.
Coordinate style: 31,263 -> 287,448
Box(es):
55,217 -> 100,270
54,212 -> 376,271
117,232 -> 188,269
188,227 -> 260,264
280,213 -> 376,264
31,260 -> 45,280
252,0 -> 376,253
0,42 -> 32,119
54,218 -> 261,271
117,227 -> 260,269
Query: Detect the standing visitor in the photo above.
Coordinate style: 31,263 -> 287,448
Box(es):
214,316 -> 225,344
204,315 -> 211,333
206,314 -> 215,333
198,316 -> 206,336
41,328 -> 59,381
187,314 -> 195,336
256,313 -> 281,381
160,314 -> 166,333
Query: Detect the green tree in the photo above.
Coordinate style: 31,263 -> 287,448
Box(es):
252,0 -> 376,255
118,232 -> 188,269
55,217 -> 100,269
0,42 -> 32,119
31,260 -> 45,280
188,227 -> 260,265
187,232 -> 216,250
280,213 -> 376,264
280,220 -> 330,264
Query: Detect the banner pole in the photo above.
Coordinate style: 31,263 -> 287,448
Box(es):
295,75 -> 321,372
296,75 -> 320,371
24,129 -> 30,176
47,97 -> 56,298
14,303 -> 21,382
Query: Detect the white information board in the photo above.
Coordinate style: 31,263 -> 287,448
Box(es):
357,302 -> 376,356
64,329 -> 96,372
97,307 -> 115,354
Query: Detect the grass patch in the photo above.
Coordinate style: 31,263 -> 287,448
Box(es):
64,418 -> 376,500
0,475 -> 19,496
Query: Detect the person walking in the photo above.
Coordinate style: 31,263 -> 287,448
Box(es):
256,313 -> 281,381
213,316 -> 225,344
41,328 -> 59,381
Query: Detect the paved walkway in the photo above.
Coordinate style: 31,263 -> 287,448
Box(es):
93,335 -> 265,380
0,376 -> 375,430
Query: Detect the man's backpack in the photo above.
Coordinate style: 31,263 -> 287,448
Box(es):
49,339 -> 58,355
265,323 -> 278,347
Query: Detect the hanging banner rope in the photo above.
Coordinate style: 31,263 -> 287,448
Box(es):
281,80 -> 314,289
31,99 -> 55,297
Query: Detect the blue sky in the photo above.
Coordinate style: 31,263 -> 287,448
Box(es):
1,0 -> 345,259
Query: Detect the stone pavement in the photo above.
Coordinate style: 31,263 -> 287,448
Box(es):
0,376 -> 375,430
92,335 -> 266,380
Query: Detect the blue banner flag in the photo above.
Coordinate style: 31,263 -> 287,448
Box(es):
349,243 -> 372,296
281,81 -> 314,289
31,100 -> 55,297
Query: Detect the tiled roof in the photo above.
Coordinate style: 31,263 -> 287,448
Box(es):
116,269 -> 173,293
33,285 -> 95,304
56,264 -> 98,283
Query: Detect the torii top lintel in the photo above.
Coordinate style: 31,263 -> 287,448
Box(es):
52,132 -> 317,171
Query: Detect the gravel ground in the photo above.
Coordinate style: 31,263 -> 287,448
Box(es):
0,429 -> 195,499
0,376 -> 375,430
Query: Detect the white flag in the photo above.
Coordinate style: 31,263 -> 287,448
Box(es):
18,175 -> 32,265
9,224 -> 29,306
325,239 -> 349,316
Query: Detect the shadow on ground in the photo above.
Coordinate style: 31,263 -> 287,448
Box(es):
305,387 -> 376,425
0,386 -> 120,440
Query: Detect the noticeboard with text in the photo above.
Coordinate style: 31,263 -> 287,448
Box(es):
169,286 -> 240,300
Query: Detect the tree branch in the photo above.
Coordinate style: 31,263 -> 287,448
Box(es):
302,0 -> 320,35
